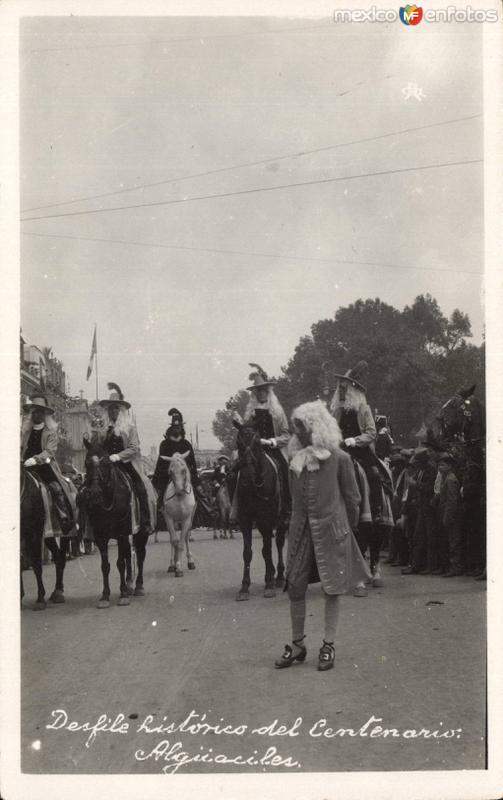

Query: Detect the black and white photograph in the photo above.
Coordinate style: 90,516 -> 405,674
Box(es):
1,1 -> 502,798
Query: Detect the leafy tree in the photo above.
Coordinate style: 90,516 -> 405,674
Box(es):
211,390 -> 249,453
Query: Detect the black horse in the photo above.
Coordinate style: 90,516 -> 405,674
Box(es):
20,466 -> 68,610
233,422 -> 286,601
435,385 -> 486,575
81,438 -> 149,608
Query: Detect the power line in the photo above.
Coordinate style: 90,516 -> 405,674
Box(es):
22,231 -> 483,276
21,113 -> 481,215
25,22 -> 335,54
20,158 -> 483,223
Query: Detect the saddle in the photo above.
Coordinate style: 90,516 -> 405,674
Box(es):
115,468 -> 141,535
24,472 -> 74,539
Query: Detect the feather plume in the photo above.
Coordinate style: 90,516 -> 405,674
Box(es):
107,382 -> 124,400
168,407 -> 182,418
248,362 -> 268,382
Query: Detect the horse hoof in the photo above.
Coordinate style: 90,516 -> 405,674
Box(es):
264,587 -> 276,598
33,601 -> 46,611
96,599 -> 110,609
134,586 -> 145,597
236,590 -> 249,601
167,565 -> 176,574
125,582 -> 134,596
118,596 -> 131,606
49,590 -> 65,604
175,569 -> 184,577
187,562 -> 196,570
275,577 -> 284,589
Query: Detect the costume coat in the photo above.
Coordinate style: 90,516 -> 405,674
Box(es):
109,423 -> 157,527
286,449 -> 370,594
153,436 -> 199,487
334,403 -> 376,450
21,425 -> 75,510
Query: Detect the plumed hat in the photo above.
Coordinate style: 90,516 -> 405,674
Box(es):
247,363 -> 276,391
331,360 -> 368,393
168,407 -> 184,424
23,394 -> 55,415
437,451 -> 457,465
458,384 -> 476,400
99,382 -> 131,409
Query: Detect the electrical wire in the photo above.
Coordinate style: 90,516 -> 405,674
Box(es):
20,158 -> 483,223
22,231 -> 483,276
20,113 -> 481,215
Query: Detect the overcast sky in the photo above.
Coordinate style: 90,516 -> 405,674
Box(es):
19,13 -> 484,452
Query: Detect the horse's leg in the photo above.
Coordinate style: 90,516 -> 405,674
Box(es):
46,537 -> 66,603
370,521 -> 385,587
96,535 -> 111,608
236,516 -> 252,601
27,531 -> 46,610
185,520 -> 196,570
165,517 -> 178,575
274,519 -> 286,588
133,531 -> 147,596
260,523 -> 276,598
117,536 -> 131,605
124,536 -> 134,596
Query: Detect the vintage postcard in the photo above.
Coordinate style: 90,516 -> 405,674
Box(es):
1,1 -> 502,799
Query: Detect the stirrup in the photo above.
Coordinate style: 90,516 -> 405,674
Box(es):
274,636 -> 306,669
317,640 -> 335,671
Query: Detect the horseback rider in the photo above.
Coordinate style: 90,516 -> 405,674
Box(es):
21,394 -> 76,533
329,361 -> 389,521
98,383 -> 156,536
213,455 -> 230,489
235,363 -> 291,523
152,408 -> 208,506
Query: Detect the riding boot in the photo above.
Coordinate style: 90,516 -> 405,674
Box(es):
48,482 -> 73,533
134,480 -> 154,536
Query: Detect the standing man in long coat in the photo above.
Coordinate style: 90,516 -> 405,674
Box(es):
274,401 -> 370,672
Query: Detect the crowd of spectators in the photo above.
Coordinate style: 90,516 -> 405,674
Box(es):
385,445 -> 486,580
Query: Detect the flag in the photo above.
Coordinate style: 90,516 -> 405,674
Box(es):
39,358 -> 46,393
196,424 -> 199,450
86,325 -> 97,380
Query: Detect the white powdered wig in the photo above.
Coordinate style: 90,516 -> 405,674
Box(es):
288,400 -> 343,459
244,386 -> 285,427
329,382 -> 366,414
99,406 -> 132,439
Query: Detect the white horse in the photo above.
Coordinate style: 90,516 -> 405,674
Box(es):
160,452 -> 196,577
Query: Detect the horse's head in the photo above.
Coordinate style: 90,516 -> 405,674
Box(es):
166,452 -> 192,496
235,422 -> 262,486
440,387 -> 483,443
83,436 -> 112,505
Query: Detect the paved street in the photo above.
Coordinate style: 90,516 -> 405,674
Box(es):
21,529 -> 486,775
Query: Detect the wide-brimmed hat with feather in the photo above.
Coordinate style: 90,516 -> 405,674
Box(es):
99,382 -> 131,409
331,360 -> 369,393
247,362 -> 276,391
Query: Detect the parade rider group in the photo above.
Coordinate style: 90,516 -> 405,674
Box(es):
20,359 -> 403,672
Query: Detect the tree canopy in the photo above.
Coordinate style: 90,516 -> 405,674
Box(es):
212,295 -> 484,447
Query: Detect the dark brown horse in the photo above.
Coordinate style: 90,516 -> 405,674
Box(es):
233,422 -> 286,601
81,438 -> 149,608
20,467 -> 68,610
434,385 -> 486,574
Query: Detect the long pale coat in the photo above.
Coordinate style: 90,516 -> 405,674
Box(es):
286,449 -> 370,594
107,423 -> 158,529
21,426 -> 75,510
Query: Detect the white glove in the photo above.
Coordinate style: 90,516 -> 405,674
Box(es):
24,457 -> 37,467
109,454 -> 121,463
344,437 -> 357,448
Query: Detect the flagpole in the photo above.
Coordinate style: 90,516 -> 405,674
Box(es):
95,324 -> 98,401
